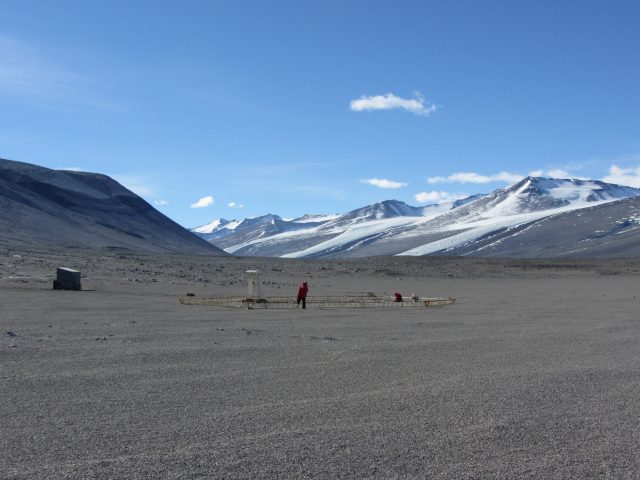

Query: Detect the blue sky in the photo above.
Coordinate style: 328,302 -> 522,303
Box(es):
1,1 -> 639,227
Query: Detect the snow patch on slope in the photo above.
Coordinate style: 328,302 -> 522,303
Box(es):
398,179 -> 639,256
281,216 -> 428,258
192,218 -> 240,234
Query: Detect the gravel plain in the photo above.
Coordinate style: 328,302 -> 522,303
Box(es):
1,248 -> 640,479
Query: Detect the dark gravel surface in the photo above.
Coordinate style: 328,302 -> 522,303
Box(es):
1,249 -> 640,478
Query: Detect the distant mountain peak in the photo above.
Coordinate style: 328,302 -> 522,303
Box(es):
451,193 -> 487,208
292,213 -> 340,223
193,177 -> 640,258
192,218 -> 239,234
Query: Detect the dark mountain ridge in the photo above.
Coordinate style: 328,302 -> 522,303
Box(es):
0,158 -> 225,254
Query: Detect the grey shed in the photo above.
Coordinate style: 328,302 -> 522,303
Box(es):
54,267 -> 82,290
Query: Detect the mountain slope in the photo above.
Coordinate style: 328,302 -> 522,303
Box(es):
191,218 -> 242,241
397,177 -> 640,256
422,194 -> 640,258
0,158 -> 226,254
200,213 -> 338,253
195,199 -> 477,257
194,178 -> 640,258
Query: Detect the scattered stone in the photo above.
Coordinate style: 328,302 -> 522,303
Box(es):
310,335 -> 339,342
6,331 -> 17,337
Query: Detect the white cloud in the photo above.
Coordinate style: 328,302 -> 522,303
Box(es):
154,200 -> 169,206
361,178 -> 408,189
427,171 -> 523,185
545,169 -> 572,178
190,195 -> 215,208
350,92 -> 437,116
425,175 -> 447,184
602,164 -> 640,187
228,201 -> 244,208
427,169 -> 591,185
414,191 -> 468,204
527,169 -> 587,179
547,169 -> 586,179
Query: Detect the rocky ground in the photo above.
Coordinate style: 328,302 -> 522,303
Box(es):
2,247 -> 640,479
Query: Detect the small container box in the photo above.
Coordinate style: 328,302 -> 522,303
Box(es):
54,267 -> 81,290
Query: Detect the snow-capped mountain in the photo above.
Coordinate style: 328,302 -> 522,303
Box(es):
191,177 -> 640,258
192,213 -> 339,252
191,218 -> 242,241
395,176 -> 640,256
291,213 -> 341,223
193,198 -> 479,257
426,194 -> 640,258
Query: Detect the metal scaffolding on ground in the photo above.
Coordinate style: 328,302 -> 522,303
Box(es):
178,295 -> 456,309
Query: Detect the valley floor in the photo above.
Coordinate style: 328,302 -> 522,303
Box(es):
1,248 -> 640,479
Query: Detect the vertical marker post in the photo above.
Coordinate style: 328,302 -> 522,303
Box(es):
245,270 -> 261,298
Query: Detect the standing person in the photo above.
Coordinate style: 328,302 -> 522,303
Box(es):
297,281 -> 309,309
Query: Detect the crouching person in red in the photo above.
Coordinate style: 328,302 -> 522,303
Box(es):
297,281 -> 309,309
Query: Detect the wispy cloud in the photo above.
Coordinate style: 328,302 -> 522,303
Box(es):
286,184 -> 345,200
0,131 -> 36,146
0,35 -> 117,109
528,168 -> 586,179
190,195 -> 215,208
154,200 -> 170,206
361,178 -> 408,189
602,165 -> 640,187
228,201 -> 244,208
350,92 -> 437,116
427,168 -> 591,185
112,174 -> 155,197
230,178 -> 345,201
243,160 -> 343,175
414,191 -> 468,204
427,171 -> 523,185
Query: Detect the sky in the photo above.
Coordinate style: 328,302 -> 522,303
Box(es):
1,0 -> 639,228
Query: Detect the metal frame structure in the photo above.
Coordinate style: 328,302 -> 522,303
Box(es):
178,295 -> 456,309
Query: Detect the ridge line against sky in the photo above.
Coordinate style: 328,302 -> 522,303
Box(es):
0,1 -> 639,227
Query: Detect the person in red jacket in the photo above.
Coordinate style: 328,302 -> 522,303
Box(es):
297,281 -> 309,309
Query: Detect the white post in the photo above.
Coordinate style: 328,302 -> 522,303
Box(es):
245,270 -> 261,298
